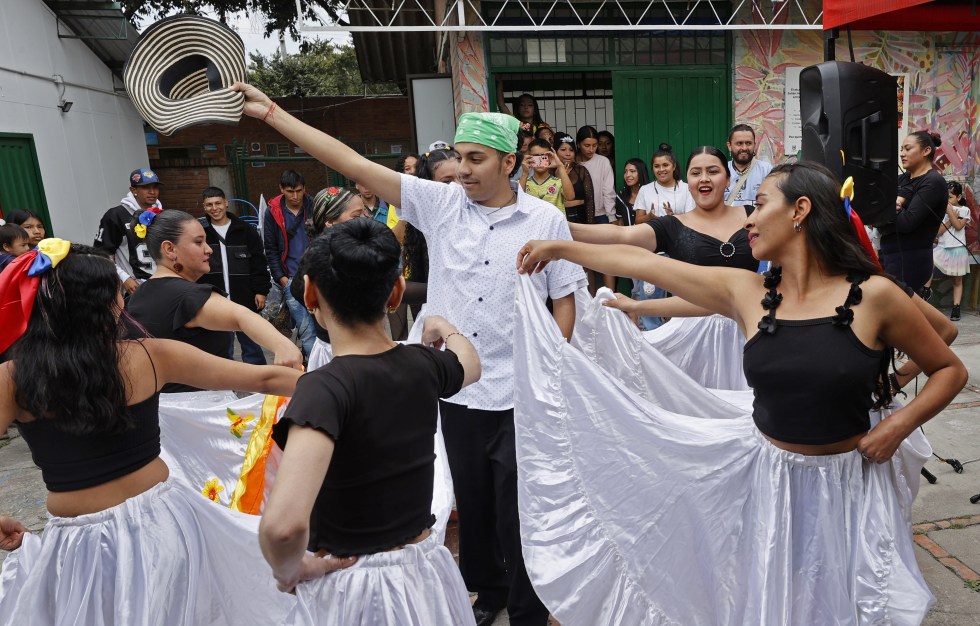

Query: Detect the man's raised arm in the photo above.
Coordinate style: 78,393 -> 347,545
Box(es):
232,82 -> 402,206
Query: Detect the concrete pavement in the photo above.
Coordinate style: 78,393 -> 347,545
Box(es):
2,306 -> 979,624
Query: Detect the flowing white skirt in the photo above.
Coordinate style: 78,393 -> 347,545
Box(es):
0,480 -> 293,626
155,331 -> 455,544
515,277 -> 933,625
643,313 -> 750,391
283,533 -> 475,626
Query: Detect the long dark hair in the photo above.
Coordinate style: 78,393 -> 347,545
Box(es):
12,245 -> 134,434
767,162 -> 894,408
514,93 -> 544,128
620,158 -> 650,193
305,219 -> 401,326
132,209 -> 198,262
769,162 -> 881,278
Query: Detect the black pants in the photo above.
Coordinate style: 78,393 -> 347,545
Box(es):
880,247 -> 934,295
439,401 -> 549,626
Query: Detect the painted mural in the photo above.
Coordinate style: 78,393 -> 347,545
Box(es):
451,32 -> 489,115
734,28 -> 980,250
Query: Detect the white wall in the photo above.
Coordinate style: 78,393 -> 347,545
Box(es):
0,0 -> 149,243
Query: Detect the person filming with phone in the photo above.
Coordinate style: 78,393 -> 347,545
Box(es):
520,138 -> 575,214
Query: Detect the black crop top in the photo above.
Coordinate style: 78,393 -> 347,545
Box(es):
127,277 -> 232,392
743,268 -> 884,445
647,215 -> 758,271
15,345 -> 161,492
272,344 -> 464,555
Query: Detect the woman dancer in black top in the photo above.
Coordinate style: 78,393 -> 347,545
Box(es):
517,162 -> 966,623
260,219 -> 480,624
879,130 -> 949,295
0,241 -> 305,624
571,146 -> 759,388
126,209 -> 302,391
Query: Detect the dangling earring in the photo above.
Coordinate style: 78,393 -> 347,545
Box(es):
793,222 -> 802,233
307,306 -> 318,315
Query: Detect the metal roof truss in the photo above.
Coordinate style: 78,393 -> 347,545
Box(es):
295,0 -> 824,32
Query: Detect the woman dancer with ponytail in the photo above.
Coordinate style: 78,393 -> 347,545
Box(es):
125,209 -> 302,391
516,162 -> 966,624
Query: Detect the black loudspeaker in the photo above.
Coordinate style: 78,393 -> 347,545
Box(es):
800,61 -> 898,227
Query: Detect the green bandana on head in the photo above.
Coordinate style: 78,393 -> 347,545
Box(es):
454,112 -> 520,154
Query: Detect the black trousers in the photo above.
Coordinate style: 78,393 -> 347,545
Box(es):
439,400 -> 549,626
880,247 -> 934,295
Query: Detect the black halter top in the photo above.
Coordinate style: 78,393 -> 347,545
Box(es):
743,267 -> 885,445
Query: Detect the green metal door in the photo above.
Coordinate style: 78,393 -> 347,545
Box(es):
612,68 -> 731,178
0,133 -> 52,233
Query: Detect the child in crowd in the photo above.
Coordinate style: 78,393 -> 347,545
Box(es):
0,224 -> 31,271
926,181 -> 973,321
520,138 -> 574,214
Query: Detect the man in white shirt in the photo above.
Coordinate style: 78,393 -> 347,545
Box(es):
724,124 -> 773,209
233,83 -> 586,626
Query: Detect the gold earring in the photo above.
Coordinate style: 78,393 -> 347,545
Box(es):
307,306 -> 317,314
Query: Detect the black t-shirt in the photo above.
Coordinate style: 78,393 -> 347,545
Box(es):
126,277 -> 231,392
648,214 -> 758,271
272,344 -> 464,555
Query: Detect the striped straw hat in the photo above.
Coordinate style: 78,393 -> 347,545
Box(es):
124,14 -> 246,136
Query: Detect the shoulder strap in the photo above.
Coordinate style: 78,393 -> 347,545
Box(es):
726,159 -> 755,204
136,340 -> 158,392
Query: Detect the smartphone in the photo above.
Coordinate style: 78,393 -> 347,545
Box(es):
528,155 -> 549,168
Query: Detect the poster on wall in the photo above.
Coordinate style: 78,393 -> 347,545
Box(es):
783,66 -> 803,158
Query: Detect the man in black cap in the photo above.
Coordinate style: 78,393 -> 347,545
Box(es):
94,168 -> 163,294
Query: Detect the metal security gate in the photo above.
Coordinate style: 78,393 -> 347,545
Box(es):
612,68 -> 731,175
0,133 -> 52,233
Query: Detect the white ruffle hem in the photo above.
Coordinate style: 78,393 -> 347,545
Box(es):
0,480 -> 293,625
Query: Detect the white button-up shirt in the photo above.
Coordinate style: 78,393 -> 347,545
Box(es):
399,174 -> 587,411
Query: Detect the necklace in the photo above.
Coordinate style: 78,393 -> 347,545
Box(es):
483,192 -> 518,215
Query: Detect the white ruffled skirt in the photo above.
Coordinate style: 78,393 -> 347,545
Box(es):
643,313 -> 750,391
0,480 -> 293,626
283,533 -> 475,626
515,278 -> 933,625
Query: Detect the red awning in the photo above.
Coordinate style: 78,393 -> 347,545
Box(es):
824,0 -> 980,30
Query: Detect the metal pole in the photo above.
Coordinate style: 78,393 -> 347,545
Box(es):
824,27 -> 839,62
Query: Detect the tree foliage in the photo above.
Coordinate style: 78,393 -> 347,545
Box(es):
246,40 -> 399,97
119,0 -> 344,37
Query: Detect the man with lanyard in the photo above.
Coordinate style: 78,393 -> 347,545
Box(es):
724,124 -> 773,210
263,169 -> 315,357
198,186 -> 271,365
94,168 -> 162,296
233,83 -> 586,626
